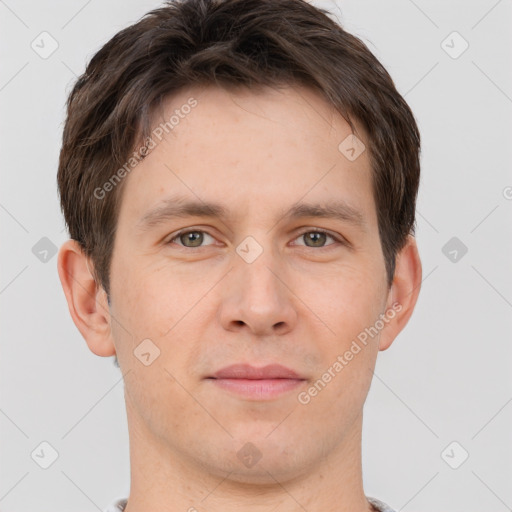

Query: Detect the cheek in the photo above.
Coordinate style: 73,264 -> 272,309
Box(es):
113,263 -> 190,336
300,262 -> 385,328
300,264 -> 385,388
112,267 -> 210,381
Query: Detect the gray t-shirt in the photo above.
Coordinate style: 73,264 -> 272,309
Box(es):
104,496 -> 396,512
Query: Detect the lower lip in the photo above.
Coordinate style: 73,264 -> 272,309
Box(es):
208,378 -> 305,400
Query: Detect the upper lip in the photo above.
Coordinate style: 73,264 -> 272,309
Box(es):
210,364 -> 304,380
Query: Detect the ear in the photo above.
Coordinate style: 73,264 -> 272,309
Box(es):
57,239 -> 116,357
379,235 -> 422,351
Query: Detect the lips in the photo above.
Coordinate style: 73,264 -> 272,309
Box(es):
207,364 -> 306,400
210,363 -> 303,380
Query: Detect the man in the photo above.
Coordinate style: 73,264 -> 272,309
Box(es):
56,1 -> 422,511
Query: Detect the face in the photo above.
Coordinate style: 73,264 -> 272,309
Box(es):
106,84 -> 396,482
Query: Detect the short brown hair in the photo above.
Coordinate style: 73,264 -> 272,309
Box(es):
57,0 -> 421,299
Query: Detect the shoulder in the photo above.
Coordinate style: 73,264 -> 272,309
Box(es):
103,497 -> 128,512
367,496 -> 397,512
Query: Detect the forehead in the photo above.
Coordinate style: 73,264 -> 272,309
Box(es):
118,84 -> 376,230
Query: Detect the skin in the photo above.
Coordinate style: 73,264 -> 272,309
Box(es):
58,84 -> 422,512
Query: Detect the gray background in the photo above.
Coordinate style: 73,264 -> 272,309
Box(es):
1,0 -> 511,510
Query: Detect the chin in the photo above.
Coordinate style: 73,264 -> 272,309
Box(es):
195,435 -> 318,485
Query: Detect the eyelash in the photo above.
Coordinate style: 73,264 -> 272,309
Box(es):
166,228 -> 346,250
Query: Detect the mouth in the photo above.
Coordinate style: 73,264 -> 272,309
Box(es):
206,363 -> 307,400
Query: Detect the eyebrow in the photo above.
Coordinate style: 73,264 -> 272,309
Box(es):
136,195 -> 367,233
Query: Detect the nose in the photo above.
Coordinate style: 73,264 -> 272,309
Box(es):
218,246 -> 297,337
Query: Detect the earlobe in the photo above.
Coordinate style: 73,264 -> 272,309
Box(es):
379,235 -> 422,351
57,239 -> 116,357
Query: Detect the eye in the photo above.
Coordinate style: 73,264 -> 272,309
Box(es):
292,229 -> 343,248
167,229 -> 216,248
166,228 -> 345,250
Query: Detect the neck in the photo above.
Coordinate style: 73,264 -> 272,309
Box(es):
123,395 -> 373,512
